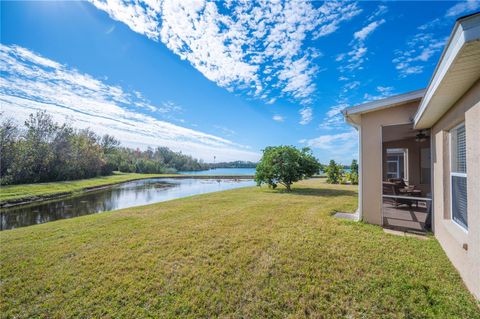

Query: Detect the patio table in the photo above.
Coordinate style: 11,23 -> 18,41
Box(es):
399,189 -> 422,207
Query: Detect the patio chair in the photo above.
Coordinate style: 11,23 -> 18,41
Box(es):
388,178 -> 408,188
382,181 -> 412,208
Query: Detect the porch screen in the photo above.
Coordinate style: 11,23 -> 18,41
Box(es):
450,123 -> 467,229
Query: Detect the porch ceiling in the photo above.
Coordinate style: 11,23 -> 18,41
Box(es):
382,124 -> 418,142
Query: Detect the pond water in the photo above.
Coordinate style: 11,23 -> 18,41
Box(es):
1,178 -> 255,231
179,168 -> 256,175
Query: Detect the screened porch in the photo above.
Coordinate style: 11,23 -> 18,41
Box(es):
382,123 -> 432,233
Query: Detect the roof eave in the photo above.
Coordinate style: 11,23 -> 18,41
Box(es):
342,89 -> 425,119
414,12 -> 480,129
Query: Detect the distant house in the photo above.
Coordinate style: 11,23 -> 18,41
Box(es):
343,12 -> 480,299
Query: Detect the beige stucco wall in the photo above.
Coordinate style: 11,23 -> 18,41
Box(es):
359,102 -> 420,225
431,79 -> 480,299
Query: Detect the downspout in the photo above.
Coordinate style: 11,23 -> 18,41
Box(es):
429,131 -> 434,234
353,123 -> 362,221
342,111 -> 362,221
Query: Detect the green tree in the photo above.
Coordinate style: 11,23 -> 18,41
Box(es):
0,116 -> 19,184
255,146 -> 320,191
0,111 -> 210,185
349,159 -> 359,185
326,159 -> 343,184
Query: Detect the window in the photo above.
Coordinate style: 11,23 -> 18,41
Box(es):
450,123 -> 467,229
420,148 -> 431,185
386,148 -> 408,181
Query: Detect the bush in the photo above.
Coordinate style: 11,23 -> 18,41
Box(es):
326,160 -> 343,184
349,159 -> 359,185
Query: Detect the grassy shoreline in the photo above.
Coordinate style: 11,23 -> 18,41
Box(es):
0,172 -> 254,206
1,179 -> 478,317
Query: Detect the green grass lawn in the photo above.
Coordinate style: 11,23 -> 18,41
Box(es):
0,172 -> 179,204
1,179 -> 478,318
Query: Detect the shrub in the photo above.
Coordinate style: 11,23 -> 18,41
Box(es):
326,160 -> 343,184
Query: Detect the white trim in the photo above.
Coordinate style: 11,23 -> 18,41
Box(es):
380,125 -> 385,227
385,148 -> 408,181
343,89 -> 425,117
381,122 -> 414,128
414,13 -> 480,129
358,125 -> 362,220
348,122 -> 362,220
430,133 -> 434,234
449,122 -> 468,231
452,219 -> 469,234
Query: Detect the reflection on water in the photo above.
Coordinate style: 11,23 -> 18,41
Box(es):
178,168 -> 256,175
1,178 -> 254,231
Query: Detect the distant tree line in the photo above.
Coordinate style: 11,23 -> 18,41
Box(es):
0,111 -> 210,185
209,160 -> 257,169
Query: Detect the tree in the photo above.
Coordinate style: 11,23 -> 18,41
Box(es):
349,159 -> 359,185
255,146 -> 320,191
0,111 -> 210,185
0,116 -> 19,184
326,159 -> 343,184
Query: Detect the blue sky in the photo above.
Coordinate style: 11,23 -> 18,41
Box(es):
1,1 -> 479,163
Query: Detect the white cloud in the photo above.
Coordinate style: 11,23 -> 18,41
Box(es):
319,103 -> 349,130
344,81 -> 360,91
106,25 -> 116,34
393,33 -> 447,78
335,53 -> 346,62
418,1 -> 479,32
214,125 -> 236,136
300,130 -> 358,163
299,107 -> 313,125
272,115 -> 285,122
0,44 -> 259,162
303,131 -> 356,149
399,1 -> 478,76
337,16 -> 385,73
326,103 -> 348,118
446,0 -> 480,17
158,101 -> 182,113
90,0 -> 361,105
363,86 -> 395,101
331,13 -> 386,131
314,2 -> 363,38
353,19 -> 385,41
265,98 -> 277,105
417,18 -> 442,31
368,5 -> 388,22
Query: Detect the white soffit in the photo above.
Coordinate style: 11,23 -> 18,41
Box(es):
414,13 -> 480,129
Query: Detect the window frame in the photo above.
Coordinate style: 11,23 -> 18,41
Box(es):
449,122 -> 468,231
386,148 -> 408,182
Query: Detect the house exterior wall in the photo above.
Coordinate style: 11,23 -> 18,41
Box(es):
359,102 -> 420,225
431,80 -> 480,299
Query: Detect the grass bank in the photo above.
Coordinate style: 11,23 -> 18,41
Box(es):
0,172 -> 253,206
0,172 -> 173,206
1,179 -> 478,318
